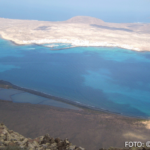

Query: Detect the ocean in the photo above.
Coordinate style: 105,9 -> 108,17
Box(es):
0,38 -> 150,118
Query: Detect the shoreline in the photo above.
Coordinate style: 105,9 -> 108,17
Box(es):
23,39 -> 143,52
0,80 -> 149,119
1,36 -> 149,53
8,37 -> 144,52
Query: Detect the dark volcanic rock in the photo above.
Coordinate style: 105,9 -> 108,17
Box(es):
0,123 -> 85,150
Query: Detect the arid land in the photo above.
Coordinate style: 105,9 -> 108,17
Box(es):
0,16 -> 150,51
1,99 -> 150,150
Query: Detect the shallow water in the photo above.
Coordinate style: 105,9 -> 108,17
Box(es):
0,89 -> 22,101
0,38 -> 150,117
0,88 -> 80,110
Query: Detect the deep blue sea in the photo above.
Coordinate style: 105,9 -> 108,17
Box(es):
1,38 -> 150,118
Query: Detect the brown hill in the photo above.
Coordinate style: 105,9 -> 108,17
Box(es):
65,16 -> 104,24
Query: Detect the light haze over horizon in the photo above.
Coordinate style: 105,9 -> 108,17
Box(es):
0,0 -> 150,23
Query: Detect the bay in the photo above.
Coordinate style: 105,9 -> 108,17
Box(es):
0,38 -> 150,118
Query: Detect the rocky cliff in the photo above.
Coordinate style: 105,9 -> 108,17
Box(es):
0,123 -> 84,150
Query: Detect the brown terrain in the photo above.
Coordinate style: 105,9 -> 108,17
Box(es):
0,100 -> 150,150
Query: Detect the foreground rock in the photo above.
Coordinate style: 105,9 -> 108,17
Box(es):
0,123 -> 84,150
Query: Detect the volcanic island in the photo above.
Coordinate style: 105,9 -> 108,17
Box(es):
0,16 -> 150,51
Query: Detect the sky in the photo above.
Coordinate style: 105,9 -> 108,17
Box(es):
0,0 -> 150,23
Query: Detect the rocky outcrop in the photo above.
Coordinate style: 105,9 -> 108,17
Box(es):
0,123 -> 84,150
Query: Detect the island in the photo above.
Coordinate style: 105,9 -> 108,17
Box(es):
0,16 -> 150,51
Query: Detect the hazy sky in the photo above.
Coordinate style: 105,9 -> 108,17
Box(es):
0,0 -> 150,23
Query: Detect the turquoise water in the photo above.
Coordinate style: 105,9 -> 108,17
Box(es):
0,38 -> 150,117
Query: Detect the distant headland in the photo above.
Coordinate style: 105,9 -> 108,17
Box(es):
0,16 -> 150,51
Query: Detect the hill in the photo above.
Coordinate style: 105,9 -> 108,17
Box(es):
65,16 -> 104,24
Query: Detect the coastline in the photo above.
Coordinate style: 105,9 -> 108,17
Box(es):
0,35 -> 144,52
0,35 -> 149,53
23,39 -> 143,52
0,80 -> 148,119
